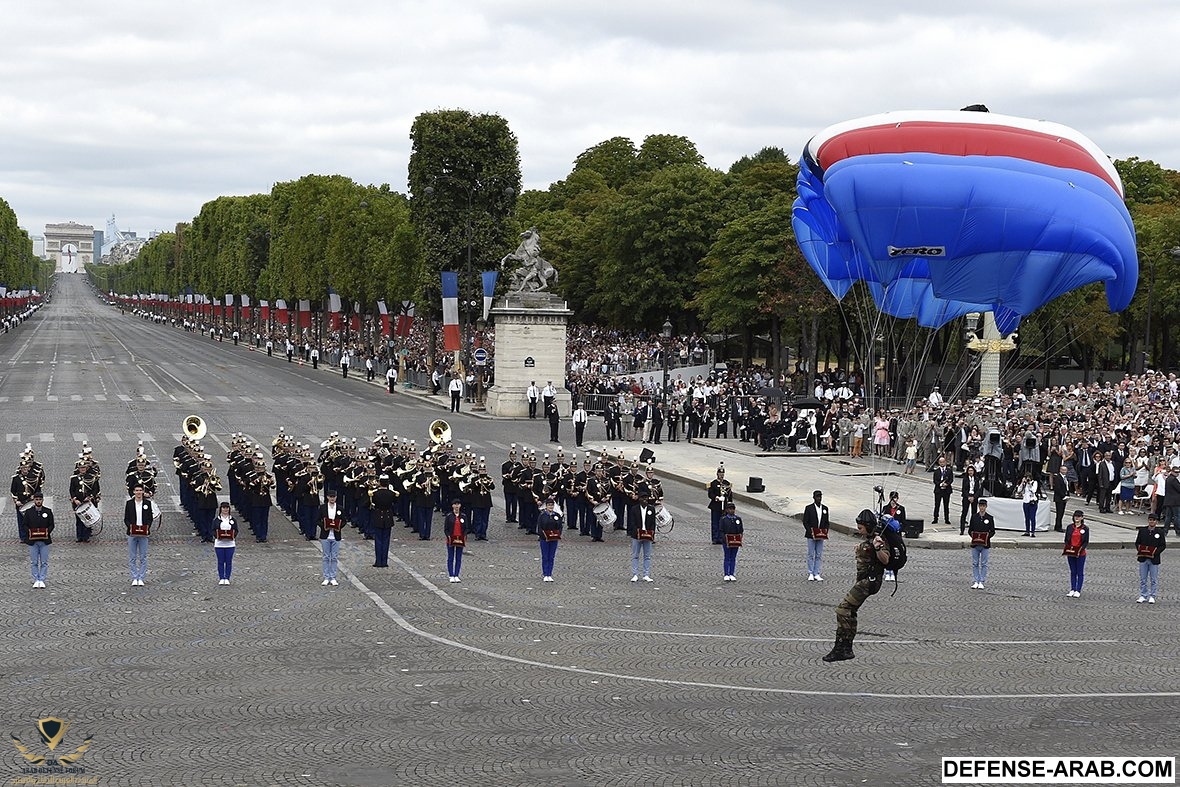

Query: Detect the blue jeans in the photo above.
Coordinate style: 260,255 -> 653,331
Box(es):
539,539 -> 558,577
29,542 -> 48,583
1067,554 -> 1086,592
128,536 -> 149,581
321,538 -> 340,580
447,544 -> 464,578
631,539 -> 652,577
807,539 -> 825,576
722,545 -> 739,577
1139,561 -> 1160,597
971,546 -> 990,584
216,546 -> 235,580
1023,502 -> 1038,534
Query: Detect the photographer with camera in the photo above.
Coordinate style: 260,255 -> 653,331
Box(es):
822,509 -> 891,663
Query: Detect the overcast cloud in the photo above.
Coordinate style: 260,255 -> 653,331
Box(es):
2,0 -> 1178,238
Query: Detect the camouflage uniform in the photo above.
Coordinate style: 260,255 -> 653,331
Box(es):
824,530 -> 885,661
835,538 -> 885,640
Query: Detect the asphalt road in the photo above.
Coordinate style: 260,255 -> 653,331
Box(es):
3,276 -> 1178,787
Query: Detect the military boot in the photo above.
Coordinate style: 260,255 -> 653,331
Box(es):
822,637 -> 854,662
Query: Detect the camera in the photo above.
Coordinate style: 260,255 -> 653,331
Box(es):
873,485 -> 884,494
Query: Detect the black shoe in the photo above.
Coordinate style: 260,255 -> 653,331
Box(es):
592,538 -> 605,542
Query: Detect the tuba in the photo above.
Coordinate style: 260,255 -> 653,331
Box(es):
183,415 -> 207,440
429,419 -> 451,445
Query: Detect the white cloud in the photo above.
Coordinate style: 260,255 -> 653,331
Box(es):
2,0 -> 1178,238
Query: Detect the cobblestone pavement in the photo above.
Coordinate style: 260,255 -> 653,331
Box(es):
2,279 -> 1178,786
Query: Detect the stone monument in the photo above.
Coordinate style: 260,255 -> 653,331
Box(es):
485,229 -> 572,418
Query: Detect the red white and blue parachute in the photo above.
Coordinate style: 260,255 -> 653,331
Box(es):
792,109 -> 1137,333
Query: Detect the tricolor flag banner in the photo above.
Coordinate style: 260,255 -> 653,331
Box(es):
350,302 -> 361,333
260,300 -> 270,322
241,294 -> 251,307
396,301 -> 414,338
441,272 -> 460,351
225,293 -> 234,307
240,294 -> 252,321
482,270 -> 499,321
377,300 -> 390,338
298,299 -> 312,329
328,288 -> 342,332
275,298 -> 288,326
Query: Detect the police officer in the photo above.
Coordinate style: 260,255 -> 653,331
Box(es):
822,509 -> 889,662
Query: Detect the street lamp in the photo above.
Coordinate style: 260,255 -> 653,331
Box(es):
424,175 -> 515,373
661,318 -> 673,403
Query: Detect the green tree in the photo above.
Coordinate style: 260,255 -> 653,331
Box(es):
407,110 -> 521,313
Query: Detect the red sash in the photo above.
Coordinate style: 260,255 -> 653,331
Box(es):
724,532 -> 742,548
1137,545 -> 1158,559
28,526 -> 49,540
812,527 -> 829,541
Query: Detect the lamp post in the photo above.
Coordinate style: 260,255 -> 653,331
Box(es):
661,318 -> 673,403
424,175 -> 515,375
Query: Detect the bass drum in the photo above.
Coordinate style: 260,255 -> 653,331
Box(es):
593,502 -> 617,527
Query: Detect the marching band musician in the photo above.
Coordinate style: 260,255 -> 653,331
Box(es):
125,447 -> 158,497
370,474 -> 398,567
124,484 -> 156,586
537,496 -> 563,582
531,455 -> 558,537
622,461 -> 644,533
501,445 -> 519,524
552,449 -> 573,529
25,492 -> 54,589
295,450 -> 322,541
466,459 -> 495,541
411,462 -> 436,540
719,501 -> 743,582
443,498 -> 466,583
11,446 -> 45,544
318,488 -> 343,586
585,463 -> 612,543
246,452 -> 274,542
192,458 -> 222,542
568,456 -> 589,535
608,451 -> 628,532
69,448 -> 101,542
516,452 -> 537,535
706,463 -> 732,545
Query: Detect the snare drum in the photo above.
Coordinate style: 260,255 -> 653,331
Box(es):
593,502 -> 617,527
75,501 -> 102,528
654,504 -> 674,529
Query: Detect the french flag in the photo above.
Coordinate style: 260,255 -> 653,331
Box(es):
441,272 -> 460,351
482,270 -> 498,321
328,288 -> 342,332
395,301 -> 414,338
377,300 -> 390,337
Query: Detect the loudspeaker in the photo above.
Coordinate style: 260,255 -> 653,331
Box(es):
902,518 -> 924,538
746,476 -> 764,493
639,448 -> 655,464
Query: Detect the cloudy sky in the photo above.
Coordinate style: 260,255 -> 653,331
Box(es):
3,0 -> 1178,239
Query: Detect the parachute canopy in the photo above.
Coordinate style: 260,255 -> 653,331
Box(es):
792,110 -> 1138,334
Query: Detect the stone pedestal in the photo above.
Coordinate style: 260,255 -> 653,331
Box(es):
485,293 -> 572,418
978,311 -> 1002,397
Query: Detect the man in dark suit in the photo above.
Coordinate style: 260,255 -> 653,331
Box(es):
959,465 -> 981,535
932,456 -> 954,524
1077,442 -> 1096,502
1162,468 -> 1180,536
802,490 -> 829,581
1052,464 -> 1070,531
1095,451 -> 1116,514
124,484 -> 156,586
